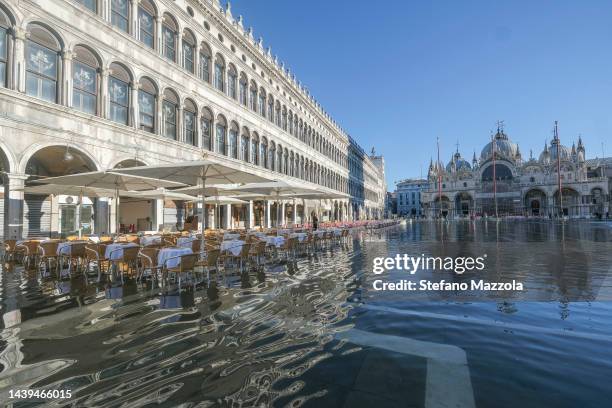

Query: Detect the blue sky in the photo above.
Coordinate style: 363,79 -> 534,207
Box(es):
231,0 -> 612,189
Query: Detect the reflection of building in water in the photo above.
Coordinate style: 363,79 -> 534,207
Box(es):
422,124 -> 610,218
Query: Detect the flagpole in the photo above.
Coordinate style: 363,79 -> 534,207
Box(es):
492,131 -> 498,218
437,137 -> 442,218
555,121 -> 563,217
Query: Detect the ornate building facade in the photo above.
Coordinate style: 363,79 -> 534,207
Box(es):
422,125 -> 610,218
0,0 -> 386,239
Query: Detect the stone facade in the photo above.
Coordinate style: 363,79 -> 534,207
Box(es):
422,126 -> 610,218
395,178 -> 428,217
0,0 -> 386,239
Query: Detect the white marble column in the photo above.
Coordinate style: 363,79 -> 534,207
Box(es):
61,50 -> 73,107
265,200 -> 271,228
130,0 -> 139,36
224,204 -> 231,229
131,81 -> 140,129
155,198 -> 164,231
292,199 -> 297,226
280,201 -> 285,226
12,28 -> 26,92
247,200 -> 254,229
4,174 -> 27,239
100,68 -> 110,119
50,194 -> 60,234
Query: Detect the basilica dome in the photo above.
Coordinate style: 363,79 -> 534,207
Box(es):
539,140 -> 571,164
446,152 -> 471,172
480,130 -> 519,162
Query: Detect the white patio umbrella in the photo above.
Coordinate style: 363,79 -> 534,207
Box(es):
112,159 -> 269,254
223,180 -> 325,228
34,171 -> 185,235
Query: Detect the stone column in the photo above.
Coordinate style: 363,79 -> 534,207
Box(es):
131,80 -> 140,129
177,105 -> 183,142
4,174 -> 27,239
265,200 -> 271,228
156,90 -> 163,137
247,200 -> 254,229
292,198 -> 297,226
50,194 -> 60,235
61,50 -> 73,107
13,27 -> 27,92
155,198 -> 164,231
130,0 -> 139,37
100,68 -> 110,119
280,201 -> 285,226
224,204 -> 231,229
155,16 -> 163,56
94,197 -> 110,234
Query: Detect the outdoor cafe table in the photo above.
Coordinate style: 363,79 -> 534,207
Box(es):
313,230 -> 326,238
56,241 -> 88,255
158,247 -> 192,269
223,233 -> 241,240
289,232 -> 308,242
262,235 -> 284,248
105,243 -> 139,260
176,236 -> 197,248
220,240 -> 245,256
140,235 -> 162,246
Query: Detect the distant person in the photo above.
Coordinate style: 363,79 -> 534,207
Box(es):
312,214 -> 319,231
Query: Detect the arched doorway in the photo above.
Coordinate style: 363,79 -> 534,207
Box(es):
454,192 -> 473,217
553,188 -> 580,217
589,187 -> 605,218
524,189 -> 547,216
433,195 -> 451,218
25,145 -> 97,237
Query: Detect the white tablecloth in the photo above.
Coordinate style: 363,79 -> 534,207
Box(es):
105,243 -> 139,260
158,247 -> 193,269
263,236 -> 284,248
223,233 -> 241,241
141,235 -> 161,246
56,241 -> 88,256
290,232 -> 308,242
313,230 -> 326,237
220,240 -> 245,256
88,236 -> 100,243
176,237 -> 197,248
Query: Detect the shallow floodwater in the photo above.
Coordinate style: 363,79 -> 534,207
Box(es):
1,220 -> 612,407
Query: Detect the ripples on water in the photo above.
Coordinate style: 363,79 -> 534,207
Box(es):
1,220 -> 611,407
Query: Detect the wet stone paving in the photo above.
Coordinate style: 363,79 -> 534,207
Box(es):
0,220 -> 611,407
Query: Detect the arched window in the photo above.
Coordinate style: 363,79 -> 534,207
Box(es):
215,114 -> 227,155
241,127 -> 250,162
162,88 -> 178,139
201,107 -> 213,151
259,88 -> 266,116
72,45 -> 99,115
108,62 -> 131,125
214,54 -> 225,91
138,76 -> 157,133
267,96 -> 274,122
138,0 -> 155,49
251,132 -> 259,165
162,13 -> 177,62
111,0 -> 129,32
199,42 -> 211,83
249,80 -> 257,111
26,24 -> 61,103
229,121 -> 239,159
182,29 -> 195,74
260,137 -> 268,168
184,98 -> 197,145
269,141 -> 276,171
239,72 -> 247,105
227,64 -> 237,99
0,7 -> 12,87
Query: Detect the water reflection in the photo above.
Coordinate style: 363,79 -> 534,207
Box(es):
0,220 -> 611,407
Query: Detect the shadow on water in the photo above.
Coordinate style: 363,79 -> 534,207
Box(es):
0,220 -> 611,407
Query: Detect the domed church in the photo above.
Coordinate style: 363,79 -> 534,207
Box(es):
422,123 -> 610,218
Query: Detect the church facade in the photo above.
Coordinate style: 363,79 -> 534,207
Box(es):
422,125 -> 610,218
